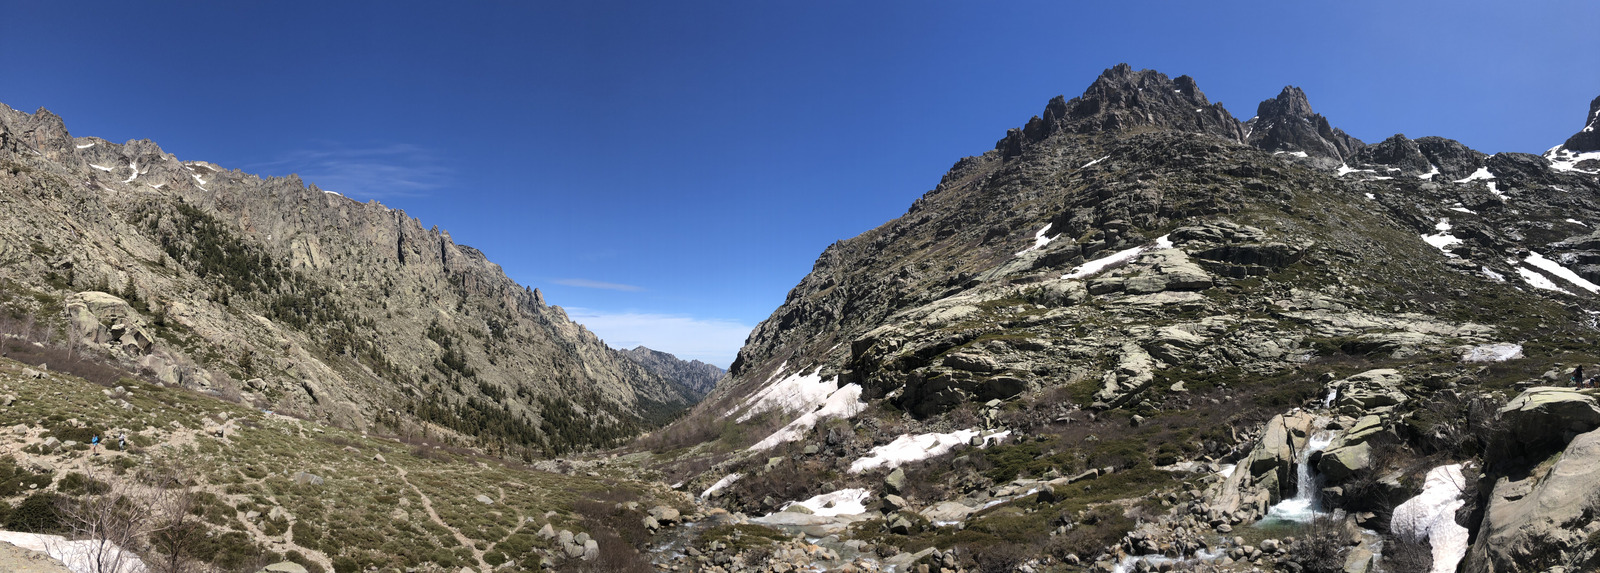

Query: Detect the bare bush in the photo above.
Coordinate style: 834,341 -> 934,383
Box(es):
1280,516 -> 1349,573
52,469 -> 152,573
1381,534 -> 1433,572
143,465 -> 203,573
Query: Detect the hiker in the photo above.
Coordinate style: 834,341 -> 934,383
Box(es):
1575,366 -> 1586,387
90,435 -> 100,455
117,433 -> 126,451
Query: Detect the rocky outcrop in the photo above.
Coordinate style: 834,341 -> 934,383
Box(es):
997,64 -> 1247,159
1468,429 -> 1600,572
1329,370 -> 1410,415
1560,95 -> 1600,153
1318,415 -> 1385,483
1215,411 -> 1319,516
1245,86 -> 1364,165
1497,387 -> 1600,454
1354,134 -> 1435,176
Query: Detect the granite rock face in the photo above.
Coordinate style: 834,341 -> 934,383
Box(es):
0,102 -> 697,455
1245,86 -> 1365,165
1561,95 -> 1600,153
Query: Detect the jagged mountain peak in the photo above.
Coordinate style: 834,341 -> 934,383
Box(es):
1543,93 -> 1600,174
1255,85 -> 1316,118
1244,85 -> 1364,164
997,64 -> 1245,158
1561,94 -> 1600,152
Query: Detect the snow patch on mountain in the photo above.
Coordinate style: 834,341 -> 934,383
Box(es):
732,365 -> 834,423
1547,146 -> 1600,173
780,488 -> 871,517
1422,219 -> 1461,254
701,473 -> 742,499
848,429 -> 1011,473
1525,251 -> 1600,293
1454,166 -> 1494,183
1062,235 -> 1172,280
1390,464 -> 1470,573
1518,267 -> 1572,294
1015,223 -> 1058,256
749,382 -> 865,451
1462,343 -> 1522,362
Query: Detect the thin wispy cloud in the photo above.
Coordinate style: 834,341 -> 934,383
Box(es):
564,308 -> 752,368
551,278 -> 645,292
250,143 -> 449,199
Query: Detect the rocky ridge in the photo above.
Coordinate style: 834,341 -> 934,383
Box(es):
647,65 -> 1600,572
622,346 -> 725,398
0,103 -> 699,457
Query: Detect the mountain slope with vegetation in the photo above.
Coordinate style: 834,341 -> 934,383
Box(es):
0,104 -> 703,459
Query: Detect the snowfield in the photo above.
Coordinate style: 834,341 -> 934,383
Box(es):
1517,267 -> 1571,294
1525,251 -> 1600,293
1015,223 -> 1058,257
1462,342 -> 1523,362
1546,145 -> 1600,173
1453,166 -> 1494,183
748,382 -> 865,451
0,530 -> 145,573
780,488 -> 871,517
730,365 -> 832,423
848,429 -> 1011,473
1421,219 -> 1461,254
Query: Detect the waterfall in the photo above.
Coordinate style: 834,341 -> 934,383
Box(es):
1322,388 -> 1338,410
1262,431 -> 1336,523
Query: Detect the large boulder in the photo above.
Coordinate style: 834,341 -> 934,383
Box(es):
1317,442 -> 1371,483
1121,249 -> 1214,294
1332,369 -> 1409,413
942,353 -> 1000,373
1092,342 -> 1156,407
1467,428 -> 1600,572
1498,387 -> 1600,453
63,291 -> 154,355
257,563 -> 310,573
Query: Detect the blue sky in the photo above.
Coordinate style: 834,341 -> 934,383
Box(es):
3,1 -> 1596,367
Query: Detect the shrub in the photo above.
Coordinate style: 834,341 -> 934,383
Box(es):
1381,534 -> 1433,571
57,472 -> 110,495
1047,504 -> 1134,561
7,492 -> 65,533
1281,516 -> 1350,573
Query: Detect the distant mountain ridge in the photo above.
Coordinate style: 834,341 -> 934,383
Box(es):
622,346 -> 725,397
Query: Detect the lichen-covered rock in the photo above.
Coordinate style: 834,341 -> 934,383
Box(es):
1332,369 -> 1409,412
1468,429 -> 1600,573
1318,442 -> 1371,483
1498,387 -> 1600,452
